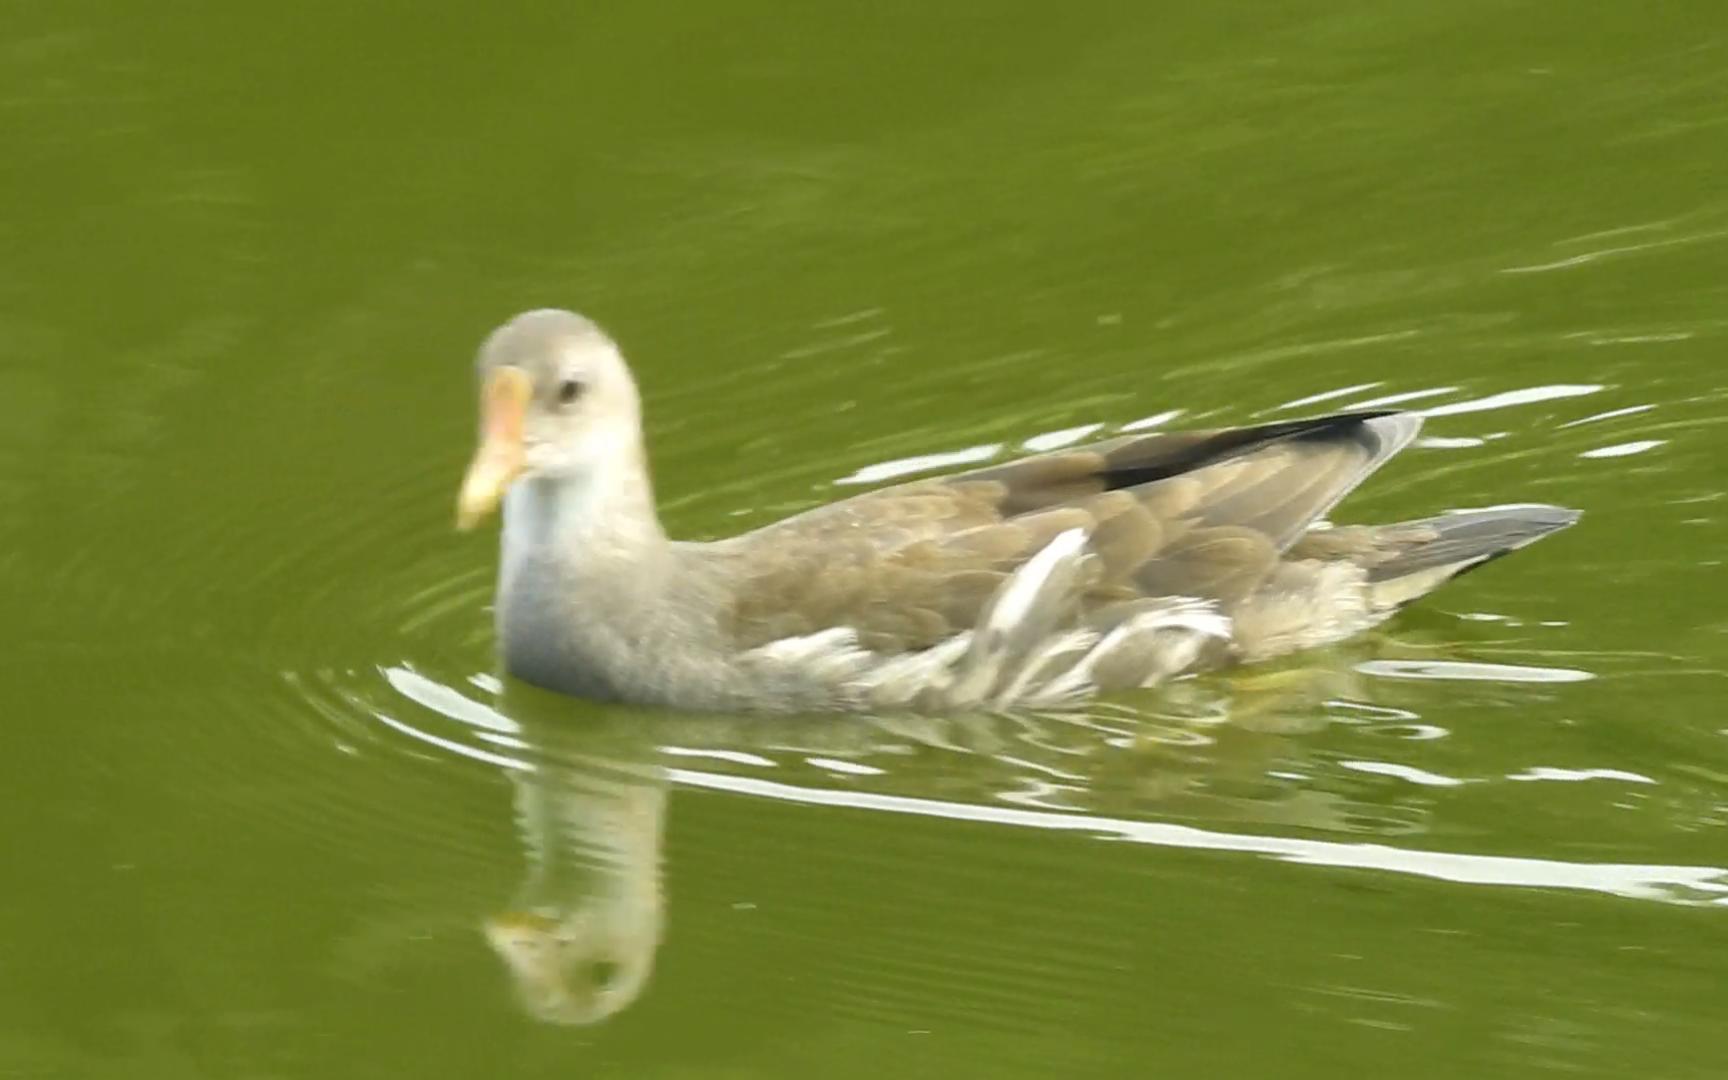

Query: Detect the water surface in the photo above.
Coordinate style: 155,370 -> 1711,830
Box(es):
5,2 -> 1728,1077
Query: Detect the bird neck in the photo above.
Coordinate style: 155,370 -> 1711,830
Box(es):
500,447 -> 670,583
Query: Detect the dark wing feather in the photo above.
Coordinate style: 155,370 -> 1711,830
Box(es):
716,411 -> 1421,651
969,410 -> 1418,547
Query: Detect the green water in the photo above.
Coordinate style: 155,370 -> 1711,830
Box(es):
6,2 -> 1728,1076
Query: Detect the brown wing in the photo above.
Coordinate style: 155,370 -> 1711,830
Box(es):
715,411 -> 1421,652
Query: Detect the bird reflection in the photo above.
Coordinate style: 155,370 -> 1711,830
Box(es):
484,695 -> 666,1025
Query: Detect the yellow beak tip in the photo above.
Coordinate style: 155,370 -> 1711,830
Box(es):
454,493 -> 496,531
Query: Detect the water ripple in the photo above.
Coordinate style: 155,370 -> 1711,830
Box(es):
669,768 -> 1728,907
1355,660 -> 1596,684
343,665 -> 1728,909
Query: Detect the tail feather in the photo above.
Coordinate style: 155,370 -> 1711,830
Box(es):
1367,505 -> 1580,609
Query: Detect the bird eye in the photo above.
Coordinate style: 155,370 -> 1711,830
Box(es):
557,378 -> 584,405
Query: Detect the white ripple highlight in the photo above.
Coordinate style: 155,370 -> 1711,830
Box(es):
1339,761 -> 1474,787
1023,423 -> 1104,452
1580,439 -> 1665,459
1356,660 -> 1595,684
837,443 -> 1002,485
1420,384 -> 1603,418
1561,404 -> 1656,428
669,769 -> 1728,906
1508,767 -> 1658,785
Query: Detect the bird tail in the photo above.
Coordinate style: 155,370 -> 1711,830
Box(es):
1366,505 -> 1581,610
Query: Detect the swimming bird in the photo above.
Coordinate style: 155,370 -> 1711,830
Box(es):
455,309 -> 1578,714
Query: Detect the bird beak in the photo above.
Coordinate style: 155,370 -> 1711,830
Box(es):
457,366 -> 532,530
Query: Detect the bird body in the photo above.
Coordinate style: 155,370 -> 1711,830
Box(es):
456,309 -> 1579,714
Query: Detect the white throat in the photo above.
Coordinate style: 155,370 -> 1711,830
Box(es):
499,446 -> 663,590
502,474 -> 592,570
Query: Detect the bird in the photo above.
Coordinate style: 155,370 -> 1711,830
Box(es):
454,308 -> 1579,715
